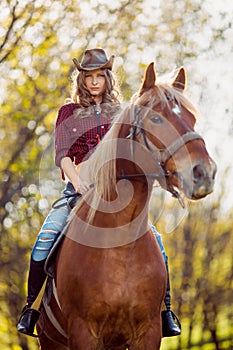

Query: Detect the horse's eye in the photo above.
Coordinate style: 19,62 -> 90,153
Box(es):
151,114 -> 162,124
165,93 -> 173,102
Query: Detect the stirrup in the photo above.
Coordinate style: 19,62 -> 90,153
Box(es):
17,306 -> 41,337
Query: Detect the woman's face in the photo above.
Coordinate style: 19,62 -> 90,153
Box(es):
84,69 -> 106,103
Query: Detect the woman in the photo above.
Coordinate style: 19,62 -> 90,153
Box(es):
17,48 -> 181,338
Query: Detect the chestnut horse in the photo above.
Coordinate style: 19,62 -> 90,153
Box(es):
37,63 -> 216,349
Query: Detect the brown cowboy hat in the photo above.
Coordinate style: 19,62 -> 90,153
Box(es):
72,48 -> 114,71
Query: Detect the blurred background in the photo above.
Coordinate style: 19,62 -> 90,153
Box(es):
0,0 -> 232,349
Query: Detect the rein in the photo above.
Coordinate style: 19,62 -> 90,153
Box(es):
53,104 -> 203,210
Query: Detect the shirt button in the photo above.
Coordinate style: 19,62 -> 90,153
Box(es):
73,128 -> 77,132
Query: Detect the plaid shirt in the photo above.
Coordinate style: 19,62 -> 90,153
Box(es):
55,103 -> 111,178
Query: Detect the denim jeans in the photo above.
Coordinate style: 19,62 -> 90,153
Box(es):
31,182 -> 76,262
31,183 -> 167,263
149,222 -> 167,264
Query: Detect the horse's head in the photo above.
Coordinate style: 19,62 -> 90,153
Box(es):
131,62 -> 217,201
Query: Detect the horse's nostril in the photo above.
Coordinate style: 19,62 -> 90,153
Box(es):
193,164 -> 205,183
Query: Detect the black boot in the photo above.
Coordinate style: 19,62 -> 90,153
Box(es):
17,259 -> 46,337
162,259 -> 181,337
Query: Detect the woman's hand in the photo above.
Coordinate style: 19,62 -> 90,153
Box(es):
72,176 -> 90,195
60,157 -> 91,195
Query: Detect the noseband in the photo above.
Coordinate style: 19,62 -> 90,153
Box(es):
124,105 -> 203,207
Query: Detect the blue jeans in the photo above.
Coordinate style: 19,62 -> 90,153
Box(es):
31,182 -> 75,262
150,223 -> 167,264
31,183 -> 167,263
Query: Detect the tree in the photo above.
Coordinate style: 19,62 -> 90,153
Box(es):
0,0 -> 232,348
156,178 -> 232,349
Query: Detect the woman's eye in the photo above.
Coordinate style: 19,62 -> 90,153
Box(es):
151,114 -> 162,124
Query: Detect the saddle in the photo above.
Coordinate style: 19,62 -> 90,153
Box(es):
44,222 -> 69,279
38,222 -> 71,340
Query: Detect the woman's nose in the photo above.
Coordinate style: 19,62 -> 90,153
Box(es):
92,77 -> 97,85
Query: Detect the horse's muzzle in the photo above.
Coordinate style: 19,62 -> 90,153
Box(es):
182,158 -> 217,199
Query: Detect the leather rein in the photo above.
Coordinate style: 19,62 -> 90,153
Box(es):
53,105 -> 203,210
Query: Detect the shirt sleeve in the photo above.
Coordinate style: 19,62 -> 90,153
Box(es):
54,103 -> 76,168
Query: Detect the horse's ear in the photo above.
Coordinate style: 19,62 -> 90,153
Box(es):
172,67 -> 186,91
140,62 -> 156,92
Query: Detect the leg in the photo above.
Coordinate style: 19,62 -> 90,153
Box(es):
17,186 -> 72,336
149,223 -> 181,337
68,317 -> 99,350
161,257 -> 181,337
137,320 -> 162,350
39,332 -> 68,350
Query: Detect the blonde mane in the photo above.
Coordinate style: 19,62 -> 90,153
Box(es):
73,108 -> 127,222
133,82 -> 198,120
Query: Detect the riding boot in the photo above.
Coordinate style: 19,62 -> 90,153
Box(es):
17,259 -> 46,337
162,259 -> 181,337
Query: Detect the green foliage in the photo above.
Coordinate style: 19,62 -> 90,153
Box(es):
0,0 -> 232,349
158,199 -> 233,349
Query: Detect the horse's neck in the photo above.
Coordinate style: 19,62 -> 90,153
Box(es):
115,127 -> 156,203
116,157 -> 153,222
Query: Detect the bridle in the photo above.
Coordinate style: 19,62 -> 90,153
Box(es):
53,104 -> 203,210
124,104 -> 203,207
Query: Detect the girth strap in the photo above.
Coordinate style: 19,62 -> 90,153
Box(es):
42,280 -> 68,339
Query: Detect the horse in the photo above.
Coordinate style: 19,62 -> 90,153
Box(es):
37,62 -> 216,349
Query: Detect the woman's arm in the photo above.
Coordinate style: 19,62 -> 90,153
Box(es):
60,157 -> 90,195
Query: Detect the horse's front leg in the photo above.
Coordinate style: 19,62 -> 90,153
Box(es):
68,316 -> 99,350
38,332 -> 68,350
137,320 -> 162,350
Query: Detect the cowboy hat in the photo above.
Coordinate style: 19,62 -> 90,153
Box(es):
72,48 -> 114,71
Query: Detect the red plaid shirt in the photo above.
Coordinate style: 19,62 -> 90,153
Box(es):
55,103 -> 111,177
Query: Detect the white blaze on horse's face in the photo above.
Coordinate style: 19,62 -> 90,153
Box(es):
172,103 -> 181,116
